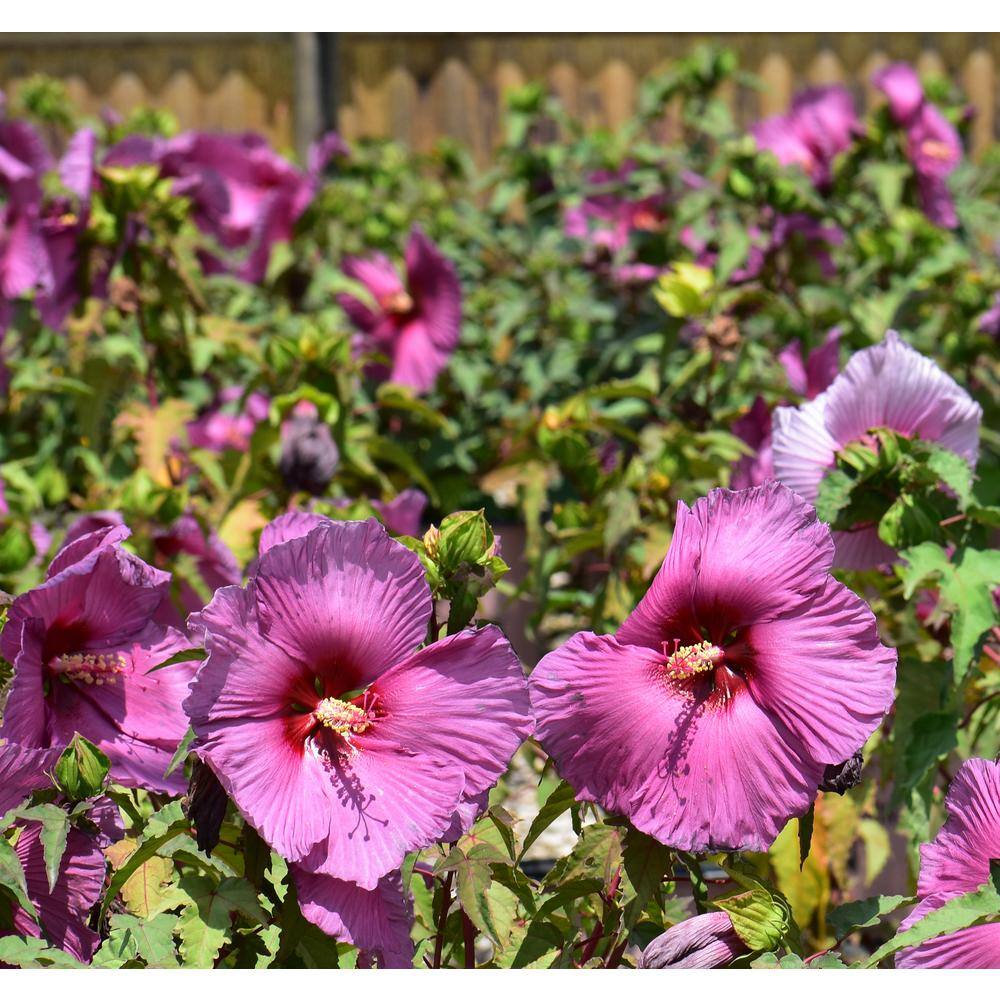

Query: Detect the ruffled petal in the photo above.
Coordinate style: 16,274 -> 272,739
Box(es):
292,867 -> 414,968
531,632 -> 822,852
47,522 -> 130,579
369,625 -> 532,802
342,252 -> 405,304
771,394 -> 839,505
831,525 -> 896,571
258,511 -> 327,555
620,486 -> 834,648
822,330 -> 981,464
252,519 -> 431,690
744,577 -> 897,763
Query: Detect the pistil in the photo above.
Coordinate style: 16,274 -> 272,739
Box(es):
51,652 -> 127,685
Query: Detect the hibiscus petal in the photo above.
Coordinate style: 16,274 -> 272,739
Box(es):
370,625 -> 533,802
0,739 -> 60,813
822,330 -> 981,465
745,577 -> 897,763
257,511 -> 328,556
531,631 -> 823,852
772,394 -> 839,505
342,252 -> 404,303
12,824 -> 104,962
252,519 -> 431,690
896,893 -> 1000,968
291,867 -> 414,968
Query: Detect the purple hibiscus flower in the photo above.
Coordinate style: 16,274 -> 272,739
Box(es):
752,85 -> 858,186
873,63 -> 963,228
529,483 -> 896,853
184,516 -> 533,889
338,228 -> 462,395
371,488 -> 428,538
187,387 -> 270,454
2,819 -> 106,962
0,522 -> 196,793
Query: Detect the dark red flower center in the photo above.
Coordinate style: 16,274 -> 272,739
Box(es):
660,635 -> 750,708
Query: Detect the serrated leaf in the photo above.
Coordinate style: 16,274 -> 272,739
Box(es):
543,823 -> 622,893
714,888 -> 789,952
814,468 -> 854,525
925,445 -> 973,509
0,935 -> 84,968
107,912 -> 179,968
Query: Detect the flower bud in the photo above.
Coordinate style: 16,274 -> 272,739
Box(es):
279,411 -> 339,496
185,758 -> 229,854
639,911 -> 749,969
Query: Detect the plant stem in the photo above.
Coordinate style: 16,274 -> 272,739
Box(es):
432,870 -> 454,969
462,911 -> 476,969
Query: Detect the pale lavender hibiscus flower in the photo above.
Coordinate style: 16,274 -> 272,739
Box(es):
896,758 -> 1000,968
530,483 -> 896,853
639,911 -> 748,969
0,523 -> 196,793
185,516 -> 533,889
772,330 -> 981,569
338,228 -> 462,395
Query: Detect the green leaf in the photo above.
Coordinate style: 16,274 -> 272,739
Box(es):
894,711 -> 958,804
621,826 -> 673,927
814,468 -> 855,525
519,780 -> 577,860
15,804 -> 69,893
148,649 -> 206,673
175,875 -> 264,968
925,445 -> 973,509
543,823 -> 622,893
899,543 -> 1000,682
0,836 -> 37,921
866,880 -> 1000,966
828,894 -> 913,942
99,820 -> 189,925
163,726 -> 196,780
0,935 -> 84,968
53,734 -> 110,801
106,913 -> 180,968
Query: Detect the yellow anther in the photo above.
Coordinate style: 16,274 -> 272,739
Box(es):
663,640 -> 723,680
51,652 -> 127,685
314,697 -> 370,735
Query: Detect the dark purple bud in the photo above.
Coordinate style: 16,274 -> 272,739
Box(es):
639,911 -> 748,969
279,412 -> 339,496
186,758 -> 229,854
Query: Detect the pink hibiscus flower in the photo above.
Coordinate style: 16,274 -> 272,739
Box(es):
529,483 -> 896,853
187,387 -> 270,454
772,330 -> 982,569
337,228 -> 462,395
184,515 -> 532,889
639,911 -> 748,969
896,758 -> 1000,968
0,523 -> 196,793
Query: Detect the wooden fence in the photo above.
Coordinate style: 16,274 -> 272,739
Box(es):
1,33 -> 998,162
